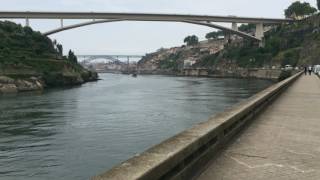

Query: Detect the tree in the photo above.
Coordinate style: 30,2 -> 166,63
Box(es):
205,31 -> 224,39
56,44 -> 63,57
284,1 -> 317,18
2,47 -> 11,57
68,50 -> 78,63
238,24 -> 256,33
53,39 -> 57,46
184,35 -> 199,46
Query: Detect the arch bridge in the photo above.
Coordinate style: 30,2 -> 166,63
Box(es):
0,11 -> 294,41
77,54 -> 144,64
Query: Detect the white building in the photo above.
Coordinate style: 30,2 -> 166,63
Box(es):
184,59 -> 197,68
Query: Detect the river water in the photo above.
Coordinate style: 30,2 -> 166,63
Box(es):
0,74 -> 273,180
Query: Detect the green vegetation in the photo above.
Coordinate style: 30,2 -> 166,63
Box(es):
138,1 -> 320,80
195,54 -> 219,67
184,35 -> 199,46
284,1 -> 317,18
238,24 -> 256,33
205,31 -> 224,40
198,13 -> 320,69
159,52 -> 182,71
68,50 -> 78,63
0,22 -> 55,60
0,21 -> 97,87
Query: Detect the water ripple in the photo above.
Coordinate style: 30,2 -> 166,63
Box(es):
0,74 -> 272,180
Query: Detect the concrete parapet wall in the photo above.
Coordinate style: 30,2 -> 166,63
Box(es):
209,68 -> 282,80
181,68 -> 282,80
184,69 -> 209,76
92,72 -> 302,180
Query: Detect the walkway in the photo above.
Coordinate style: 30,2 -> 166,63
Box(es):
196,74 -> 320,180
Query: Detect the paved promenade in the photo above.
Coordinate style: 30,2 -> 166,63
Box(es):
197,75 -> 320,180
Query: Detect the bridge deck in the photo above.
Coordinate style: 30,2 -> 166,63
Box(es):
196,75 -> 320,180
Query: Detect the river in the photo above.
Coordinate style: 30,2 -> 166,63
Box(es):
0,74 -> 273,180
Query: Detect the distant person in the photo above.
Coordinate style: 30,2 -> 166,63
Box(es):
304,66 -> 308,75
308,66 -> 312,75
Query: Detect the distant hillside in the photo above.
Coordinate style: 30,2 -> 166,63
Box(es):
138,39 -> 225,75
138,14 -> 320,75
0,21 -> 97,93
204,14 -> 320,69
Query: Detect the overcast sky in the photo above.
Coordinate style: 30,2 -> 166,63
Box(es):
1,0 -> 317,55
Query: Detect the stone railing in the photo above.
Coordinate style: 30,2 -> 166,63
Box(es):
92,72 -> 302,180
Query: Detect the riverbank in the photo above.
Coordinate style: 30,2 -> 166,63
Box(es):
137,68 -> 283,81
0,76 -> 43,93
0,58 -> 99,94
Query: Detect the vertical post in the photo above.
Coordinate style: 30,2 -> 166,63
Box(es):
255,23 -> 264,40
224,32 -> 231,44
231,22 -> 238,31
127,56 -> 130,74
60,19 -> 64,28
25,18 -> 30,27
255,23 -> 264,47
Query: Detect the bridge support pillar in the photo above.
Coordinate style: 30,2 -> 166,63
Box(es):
231,22 -> 238,31
60,19 -> 64,28
255,23 -> 264,40
25,18 -> 30,27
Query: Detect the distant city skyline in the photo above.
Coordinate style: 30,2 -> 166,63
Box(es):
1,0 -> 317,55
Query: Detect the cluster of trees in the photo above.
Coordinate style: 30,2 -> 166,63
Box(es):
67,50 -> 78,63
202,2 -> 320,43
205,24 -> 255,40
184,31 -> 224,46
0,21 -> 56,58
183,35 -> 199,46
238,24 -> 256,33
205,31 -> 224,40
195,1 -> 320,69
0,20 -> 78,64
53,40 -> 63,57
284,1 -> 317,18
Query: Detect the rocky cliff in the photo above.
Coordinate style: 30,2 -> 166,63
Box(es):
0,21 -> 98,94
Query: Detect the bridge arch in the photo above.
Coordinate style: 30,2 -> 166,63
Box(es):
43,19 -> 261,41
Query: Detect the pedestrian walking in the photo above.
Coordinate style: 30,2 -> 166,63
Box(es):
304,66 -> 308,75
308,66 -> 312,75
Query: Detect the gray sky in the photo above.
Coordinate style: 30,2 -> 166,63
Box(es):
1,0 -> 317,55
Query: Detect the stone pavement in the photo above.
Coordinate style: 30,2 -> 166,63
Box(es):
196,74 -> 320,180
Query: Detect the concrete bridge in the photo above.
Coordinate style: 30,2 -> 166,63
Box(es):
91,73 -> 320,180
0,11 -> 294,41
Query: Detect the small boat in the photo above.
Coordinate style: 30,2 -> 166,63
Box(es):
132,73 -> 137,78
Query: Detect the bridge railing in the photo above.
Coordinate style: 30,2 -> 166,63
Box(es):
92,72 -> 302,180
